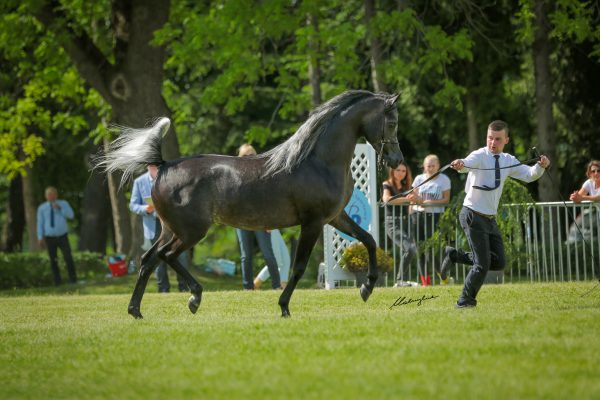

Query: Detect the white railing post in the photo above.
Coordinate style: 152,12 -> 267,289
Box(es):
323,144 -> 379,289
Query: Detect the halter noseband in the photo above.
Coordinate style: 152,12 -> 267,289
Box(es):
376,138 -> 399,171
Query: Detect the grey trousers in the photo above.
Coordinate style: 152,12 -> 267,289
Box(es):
457,207 -> 506,306
385,217 -> 417,281
236,229 -> 281,289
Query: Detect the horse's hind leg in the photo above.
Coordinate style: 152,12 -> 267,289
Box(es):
278,222 -> 322,317
128,237 -> 169,319
159,237 -> 204,314
330,211 -> 378,302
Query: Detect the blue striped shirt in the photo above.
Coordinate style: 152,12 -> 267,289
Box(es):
37,200 -> 74,240
129,172 -> 158,240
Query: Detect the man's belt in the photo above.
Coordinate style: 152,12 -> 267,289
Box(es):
467,207 -> 495,220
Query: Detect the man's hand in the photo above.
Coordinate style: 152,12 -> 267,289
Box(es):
450,159 -> 464,170
538,155 -> 550,169
146,204 -> 155,214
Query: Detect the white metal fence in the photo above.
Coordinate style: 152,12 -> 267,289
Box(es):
381,201 -> 600,285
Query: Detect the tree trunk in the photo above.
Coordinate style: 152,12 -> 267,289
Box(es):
21,166 -> 41,252
466,90 -> 479,151
104,138 -> 132,255
307,13 -> 322,107
0,175 -> 25,252
107,0 -> 179,159
35,0 -> 179,254
78,149 -> 110,253
533,0 -> 559,201
365,0 -> 388,93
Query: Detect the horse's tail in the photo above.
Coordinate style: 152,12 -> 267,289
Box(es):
95,117 -> 170,188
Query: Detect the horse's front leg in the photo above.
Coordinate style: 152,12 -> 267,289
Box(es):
278,222 -> 323,317
330,211 -> 378,302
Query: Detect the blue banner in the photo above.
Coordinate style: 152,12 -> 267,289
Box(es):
336,188 -> 371,242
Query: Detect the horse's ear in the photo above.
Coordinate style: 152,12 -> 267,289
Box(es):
388,93 -> 400,106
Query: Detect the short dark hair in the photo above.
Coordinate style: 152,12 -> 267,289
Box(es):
488,120 -> 509,135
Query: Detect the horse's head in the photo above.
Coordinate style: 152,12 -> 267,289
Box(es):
362,93 -> 403,169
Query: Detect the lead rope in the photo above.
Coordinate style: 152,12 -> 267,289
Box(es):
381,146 -> 599,295
384,153 -> 542,205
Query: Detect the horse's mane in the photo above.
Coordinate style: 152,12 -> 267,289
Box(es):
260,90 -> 380,177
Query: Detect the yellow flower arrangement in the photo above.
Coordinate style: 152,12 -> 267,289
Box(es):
339,243 -> 393,273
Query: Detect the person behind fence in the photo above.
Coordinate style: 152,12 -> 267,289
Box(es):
382,162 -> 418,287
253,229 -> 290,290
570,160 -> 600,203
407,154 -> 451,286
130,164 -> 188,293
236,144 -> 282,290
37,186 -> 77,286
445,120 -> 550,308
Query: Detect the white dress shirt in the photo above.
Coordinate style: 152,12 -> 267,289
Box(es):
460,147 -> 545,215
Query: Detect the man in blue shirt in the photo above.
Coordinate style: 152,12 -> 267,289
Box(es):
130,165 -> 188,293
37,186 -> 77,286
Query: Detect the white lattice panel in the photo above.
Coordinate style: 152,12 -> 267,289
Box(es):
323,144 -> 379,289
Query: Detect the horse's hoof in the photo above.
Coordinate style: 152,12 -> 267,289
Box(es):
188,294 -> 201,314
280,306 -> 291,318
360,284 -> 372,302
128,306 -> 143,319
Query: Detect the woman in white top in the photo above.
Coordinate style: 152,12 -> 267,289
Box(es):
570,160 -> 600,203
407,154 -> 451,285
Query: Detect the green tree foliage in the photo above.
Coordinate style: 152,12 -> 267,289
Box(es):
1,0 -> 599,259
0,2 -> 104,179
514,0 -> 600,183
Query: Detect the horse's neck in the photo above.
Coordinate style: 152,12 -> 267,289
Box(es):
312,123 -> 359,172
313,99 -> 377,171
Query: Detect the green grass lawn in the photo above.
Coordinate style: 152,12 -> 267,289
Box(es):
0,266 -> 318,297
1,282 -> 599,399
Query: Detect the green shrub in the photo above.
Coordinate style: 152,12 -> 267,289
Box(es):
339,243 -> 393,273
0,251 -> 107,289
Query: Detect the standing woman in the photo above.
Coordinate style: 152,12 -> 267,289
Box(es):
408,154 -> 451,285
570,160 -> 600,203
235,144 -> 282,290
382,162 -> 417,286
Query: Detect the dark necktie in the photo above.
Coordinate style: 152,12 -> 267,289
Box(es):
473,155 -> 501,191
50,205 -> 55,228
